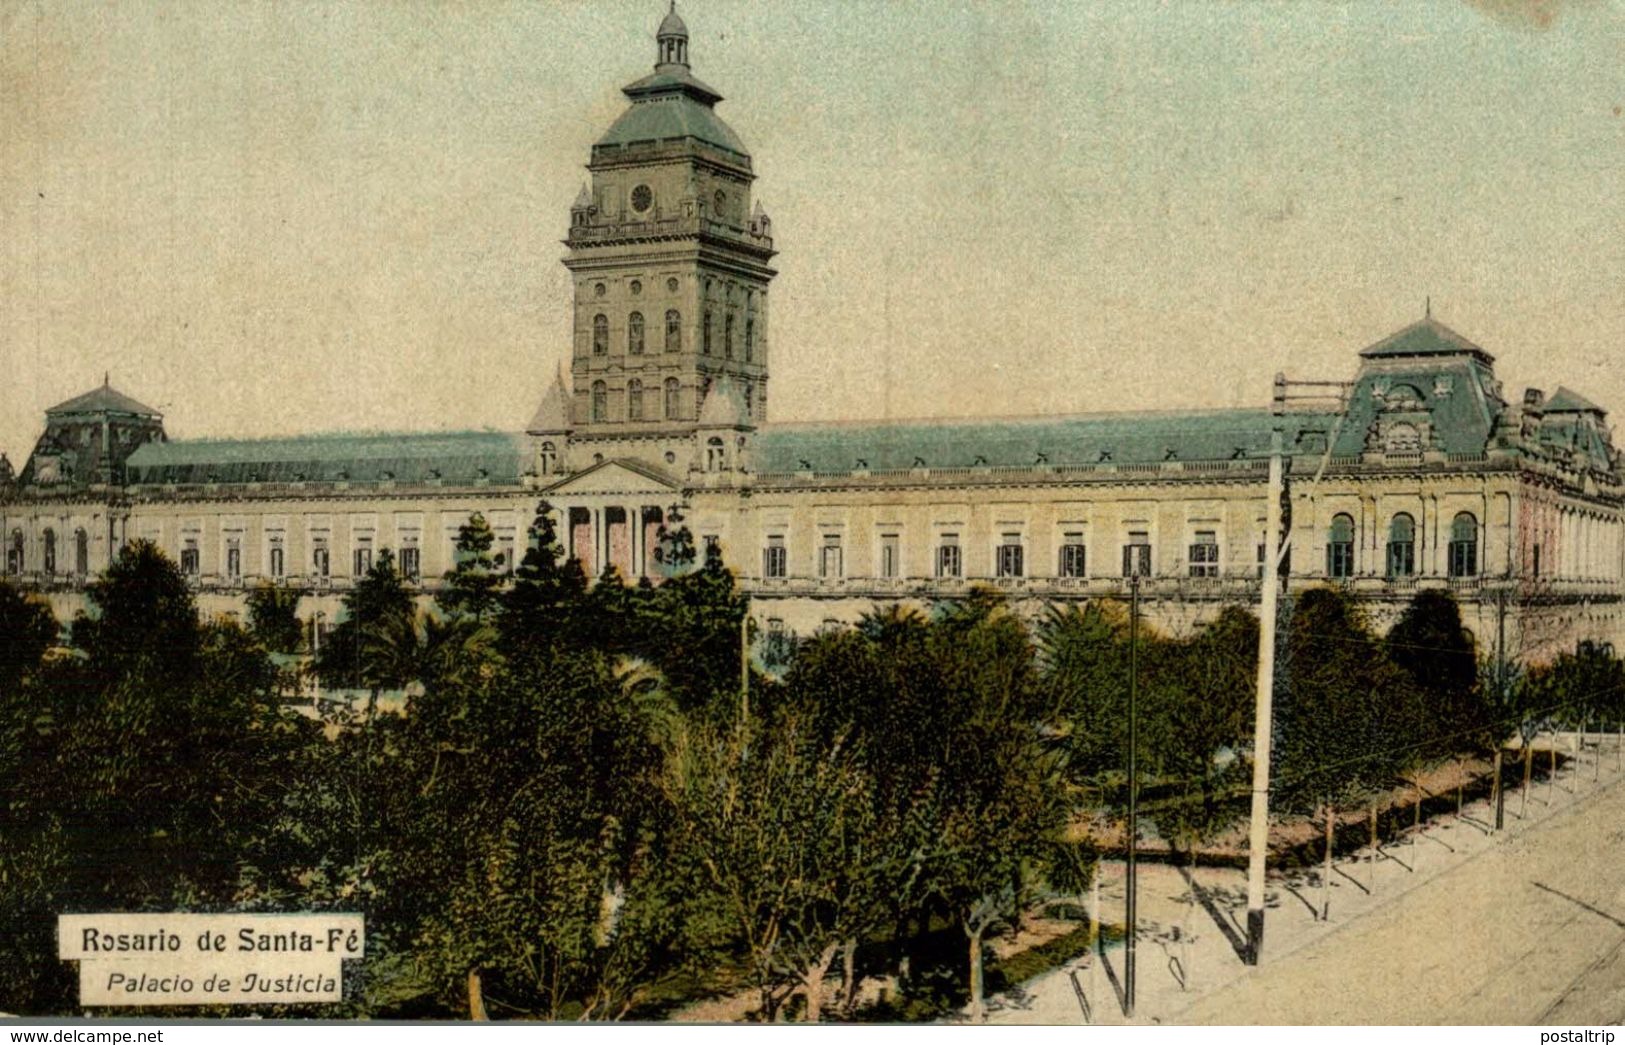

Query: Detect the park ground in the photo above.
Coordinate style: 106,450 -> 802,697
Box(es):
987,733 -> 1625,1025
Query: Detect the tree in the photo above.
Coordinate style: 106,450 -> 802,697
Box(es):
1386,590 -> 1483,757
246,582 -> 303,654
316,548 -> 416,693
0,580 -> 57,693
439,512 -> 504,624
500,501 -> 589,657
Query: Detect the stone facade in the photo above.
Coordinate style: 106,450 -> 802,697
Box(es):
3,7 -> 1621,662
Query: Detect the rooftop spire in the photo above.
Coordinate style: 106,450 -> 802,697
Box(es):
656,2 -> 689,71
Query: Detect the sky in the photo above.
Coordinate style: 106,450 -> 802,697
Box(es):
1,0 -> 1622,461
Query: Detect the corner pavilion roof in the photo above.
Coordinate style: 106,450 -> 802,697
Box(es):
46,382 -> 161,418
124,430 -> 525,487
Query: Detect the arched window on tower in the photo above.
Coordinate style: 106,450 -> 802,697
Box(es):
42,529 -> 56,576
665,309 -> 681,352
1449,511 -> 1478,578
628,312 -> 645,355
627,378 -> 644,421
75,528 -> 88,578
539,441 -> 557,476
706,436 -> 726,472
745,316 -> 755,362
592,380 -> 608,423
702,308 -> 713,355
592,314 -> 609,356
1387,512 -> 1416,578
724,314 -> 735,360
1327,512 -> 1355,579
664,377 -> 681,420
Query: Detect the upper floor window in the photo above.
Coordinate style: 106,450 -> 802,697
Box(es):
996,534 -> 1024,578
706,436 -> 725,472
1188,530 -> 1218,578
763,534 -> 787,579
1327,512 -> 1355,579
702,309 -> 713,355
724,314 -> 735,359
226,538 -> 242,579
400,543 -> 421,582
820,534 -> 843,579
180,537 -> 199,577
1387,513 -> 1416,578
312,540 -> 330,579
879,533 -> 900,579
628,311 -> 645,355
7,530 -> 21,576
353,541 -> 373,578
664,378 -> 682,421
743,382 -> 754,419
592,314 -> 608,356
1059,533 -> 1086,578
74,529 -> 89,577
665,309 -> 682,352
592,380 -> 608,423
538,441 -> 557,475
627,379 -> 645,422
937,534 -> 962,579
1123,531 -> 1152,578
1449,511 -> 1478,578
268,537 -> 285,579
42,529 -> 56,576
745,316 -> 755,363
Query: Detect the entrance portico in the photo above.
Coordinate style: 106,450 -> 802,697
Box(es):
544,459 -> 682,580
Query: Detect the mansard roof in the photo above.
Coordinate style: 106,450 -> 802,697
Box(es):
46,381 -> 161,418
1544,386 -> 1606,415
1359,317 -> 1495,364
124,430 -> 525,487
753,409 -> 1337,475
597,85 -> 747,158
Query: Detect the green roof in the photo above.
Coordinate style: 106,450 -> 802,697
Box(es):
597,92 -> 747,157
754,409 -> 1336,474
1359,318 -> 1494,363
124,430 -> 525,486
1544,387 -> 1605,415
47,382 -> 161,417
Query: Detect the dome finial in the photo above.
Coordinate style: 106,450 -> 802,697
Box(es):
656,2 -> 689,70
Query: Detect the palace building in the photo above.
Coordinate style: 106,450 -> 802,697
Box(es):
3,7 -> 1622,658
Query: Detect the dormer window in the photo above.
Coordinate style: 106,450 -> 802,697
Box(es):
1385,422 -> 1422,454
706,436 -> 725,472
539,441 -> 558,475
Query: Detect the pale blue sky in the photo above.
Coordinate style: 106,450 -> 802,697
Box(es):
2,0 -> 1621,458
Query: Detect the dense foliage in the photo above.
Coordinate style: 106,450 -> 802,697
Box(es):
2,525 -> 1617,1020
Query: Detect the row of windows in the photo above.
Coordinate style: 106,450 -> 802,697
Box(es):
6,527 -> 90,577
588,378 -> 754,424
589,310 -> 757,361
761,531 -> 1227,581
1325,511 -> 1479,579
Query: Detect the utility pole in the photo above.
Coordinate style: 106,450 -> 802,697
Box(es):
1245,409 -> 1286,965
1125,570 -> 1140,1015
1494,586 -> 1509,831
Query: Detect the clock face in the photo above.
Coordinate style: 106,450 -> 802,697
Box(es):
631,184 -> 652,213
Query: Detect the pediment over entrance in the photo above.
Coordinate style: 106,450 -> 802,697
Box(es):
542,458 -> 680,497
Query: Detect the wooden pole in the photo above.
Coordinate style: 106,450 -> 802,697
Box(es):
1244,426 -> 1285,965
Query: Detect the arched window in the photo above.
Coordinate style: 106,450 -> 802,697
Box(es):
628,311 -> 645,355
591,380 -> 608,423
268,536 -> 285,579
592,314 -> 608,356
1387,512 -> 1416,578
1449,511 -> 1478,578
1385,422 -> 1421,454
745,316 -> 755,362
539,441 -> 557,475
75,528 -> 88,577
665,309 -> 681,352
7,530 -> 21,576
664,378 -> 681,420
627,378 -> 644,421
706,436 -> 726,472
702,308 -> 713,355
1327,512 -> 1355,579
42,529 -> 56,576
724,314 -> 735,359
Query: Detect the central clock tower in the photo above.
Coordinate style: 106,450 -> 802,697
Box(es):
541,4 -> 777,478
